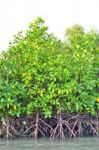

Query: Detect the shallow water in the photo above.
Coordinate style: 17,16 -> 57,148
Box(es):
0,137 -> 99,150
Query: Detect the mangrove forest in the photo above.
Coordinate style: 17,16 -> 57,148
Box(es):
0,17 -> 99,139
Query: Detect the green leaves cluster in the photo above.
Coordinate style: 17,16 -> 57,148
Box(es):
0,17 -> 98,118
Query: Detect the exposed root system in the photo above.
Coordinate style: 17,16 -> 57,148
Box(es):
0,113 -> 99,139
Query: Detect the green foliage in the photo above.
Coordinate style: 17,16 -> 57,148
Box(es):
0,17 -> 98,118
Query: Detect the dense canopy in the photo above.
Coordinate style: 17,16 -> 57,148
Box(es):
0,17 -> 99,139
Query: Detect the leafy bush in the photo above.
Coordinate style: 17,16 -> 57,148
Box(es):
0,17 -> 98,119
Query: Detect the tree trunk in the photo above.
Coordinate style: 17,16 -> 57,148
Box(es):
6,111 -> 9,139
34,111 -> 39,139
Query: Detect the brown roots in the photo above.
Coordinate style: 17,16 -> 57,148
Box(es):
0,113 -> 99,139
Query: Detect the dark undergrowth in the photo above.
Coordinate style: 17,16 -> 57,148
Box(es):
0,113 -> 99,140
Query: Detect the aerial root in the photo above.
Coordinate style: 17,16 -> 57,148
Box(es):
0,113 -> 99,139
